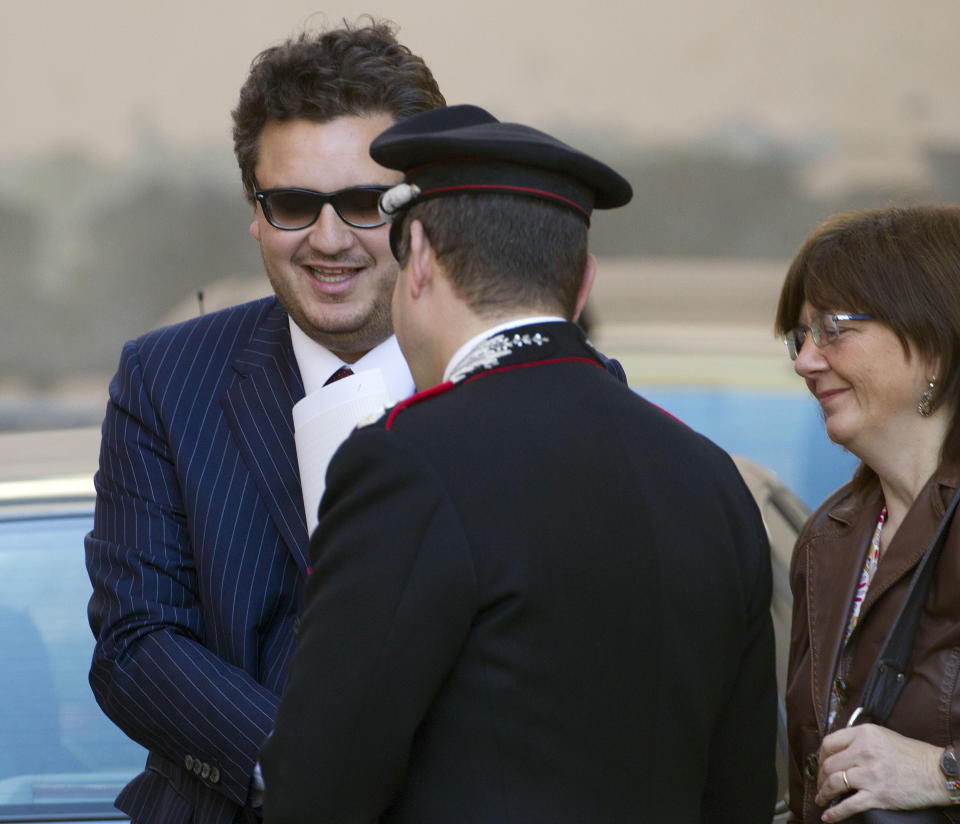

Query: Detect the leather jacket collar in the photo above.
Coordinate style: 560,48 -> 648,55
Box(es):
799,460 -> 960,733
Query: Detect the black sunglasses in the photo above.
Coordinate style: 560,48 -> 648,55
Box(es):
254,185 -> 389,230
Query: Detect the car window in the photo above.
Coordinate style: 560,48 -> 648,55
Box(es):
0,511 -> 144,821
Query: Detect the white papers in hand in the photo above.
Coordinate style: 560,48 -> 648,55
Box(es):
293,369 -> 389,535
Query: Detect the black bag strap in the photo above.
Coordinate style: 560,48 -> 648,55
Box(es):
850,484 -> 960,727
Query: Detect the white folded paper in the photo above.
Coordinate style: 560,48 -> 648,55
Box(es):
293,369 -> 390,535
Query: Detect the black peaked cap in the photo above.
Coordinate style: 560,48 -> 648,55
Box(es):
370,104 -> 633,216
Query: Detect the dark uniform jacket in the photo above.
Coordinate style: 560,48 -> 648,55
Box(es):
263,319 -> 777,824
785,461 -> 960,822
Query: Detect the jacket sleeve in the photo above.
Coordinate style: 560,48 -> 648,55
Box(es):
700,465 -> 779,823
261,425 -> 476,824
85,339 -> 278,807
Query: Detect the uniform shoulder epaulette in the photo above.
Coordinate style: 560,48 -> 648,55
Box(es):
385,381 -> 456,430
356,404 -> 391,429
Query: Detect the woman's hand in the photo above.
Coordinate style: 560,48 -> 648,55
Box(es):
815,723 -> 948,822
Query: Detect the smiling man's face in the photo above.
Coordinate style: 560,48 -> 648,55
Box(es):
250,114 -> 403,362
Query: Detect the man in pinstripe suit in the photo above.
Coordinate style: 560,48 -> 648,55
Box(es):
84,22 -> 446,824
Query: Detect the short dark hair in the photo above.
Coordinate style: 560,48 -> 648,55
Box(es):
775,204 -> 960,471
232,19 -> 445,203
396,194 -> 589,319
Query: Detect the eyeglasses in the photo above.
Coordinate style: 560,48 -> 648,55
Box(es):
784,312 -> 873,360
254,185 -> 390,230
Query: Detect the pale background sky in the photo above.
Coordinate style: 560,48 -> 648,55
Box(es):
6,0 -> 959,167
3,0 -> 960,428
2,0 -> 957,504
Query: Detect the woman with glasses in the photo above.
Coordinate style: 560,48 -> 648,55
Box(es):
775,205 -> 960,823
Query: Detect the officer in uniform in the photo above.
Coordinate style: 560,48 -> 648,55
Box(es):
261,105 -> 777,824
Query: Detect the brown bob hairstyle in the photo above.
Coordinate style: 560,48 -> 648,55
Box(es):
775,204 -> 960,471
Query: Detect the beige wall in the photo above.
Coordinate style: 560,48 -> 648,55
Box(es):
7,0 -> 960,167
3,0 -> 960,424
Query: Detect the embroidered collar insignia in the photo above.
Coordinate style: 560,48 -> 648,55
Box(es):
449,331 -> 550,383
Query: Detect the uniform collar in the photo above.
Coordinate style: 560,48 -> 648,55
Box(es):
443,316 -> 566,382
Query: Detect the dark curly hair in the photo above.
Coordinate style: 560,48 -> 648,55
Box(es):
232,18 -> 445,203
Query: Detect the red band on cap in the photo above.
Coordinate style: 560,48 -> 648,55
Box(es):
418,184 -> 589,217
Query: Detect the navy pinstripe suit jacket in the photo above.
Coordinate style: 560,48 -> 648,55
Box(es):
86,296 -> 309,824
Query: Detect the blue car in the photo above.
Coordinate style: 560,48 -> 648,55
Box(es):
0,428 -> 803,823
0,427 -> 144,823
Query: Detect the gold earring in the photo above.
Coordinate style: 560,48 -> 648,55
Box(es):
918,376 -> 937,417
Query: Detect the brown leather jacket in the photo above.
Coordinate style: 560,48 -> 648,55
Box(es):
785,461 -> 960,822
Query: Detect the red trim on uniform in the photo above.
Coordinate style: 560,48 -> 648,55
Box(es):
386,381 -> 456,430
462,356 -> 602,386
647,402 -> 686,426
419,184 -> 588,217
384,358 -> 603,428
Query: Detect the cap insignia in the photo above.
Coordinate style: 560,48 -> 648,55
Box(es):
379,183 -> 421,223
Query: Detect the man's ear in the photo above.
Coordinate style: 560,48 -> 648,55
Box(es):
573,253 -> 597,321
249,218 -> 260,241
407,219 -> 434,299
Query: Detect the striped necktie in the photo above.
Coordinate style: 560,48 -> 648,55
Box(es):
324,366 -> 354,386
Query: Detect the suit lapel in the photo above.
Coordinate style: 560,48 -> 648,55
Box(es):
222,301 -> 309,572
803,491 -> 881,732
805,476 -> 949,731
859,479 -> 948,618
805,531 -> 864,732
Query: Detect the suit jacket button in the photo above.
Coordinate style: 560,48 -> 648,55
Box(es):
193,760 -> 203,776
209,766 -> 221,784
184,754 -> 194,771
805,752 -> 819,780
201,762 -> 211,779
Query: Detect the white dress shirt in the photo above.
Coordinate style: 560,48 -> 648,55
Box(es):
289,318 -> 415,403
252,320 -> 417,806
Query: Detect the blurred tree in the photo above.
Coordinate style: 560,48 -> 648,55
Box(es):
0,202 -> 41,378
49,179 -> 259,380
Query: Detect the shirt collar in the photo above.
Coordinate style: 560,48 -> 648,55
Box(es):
443,315 -> 566,382
288,318 -> 415,403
